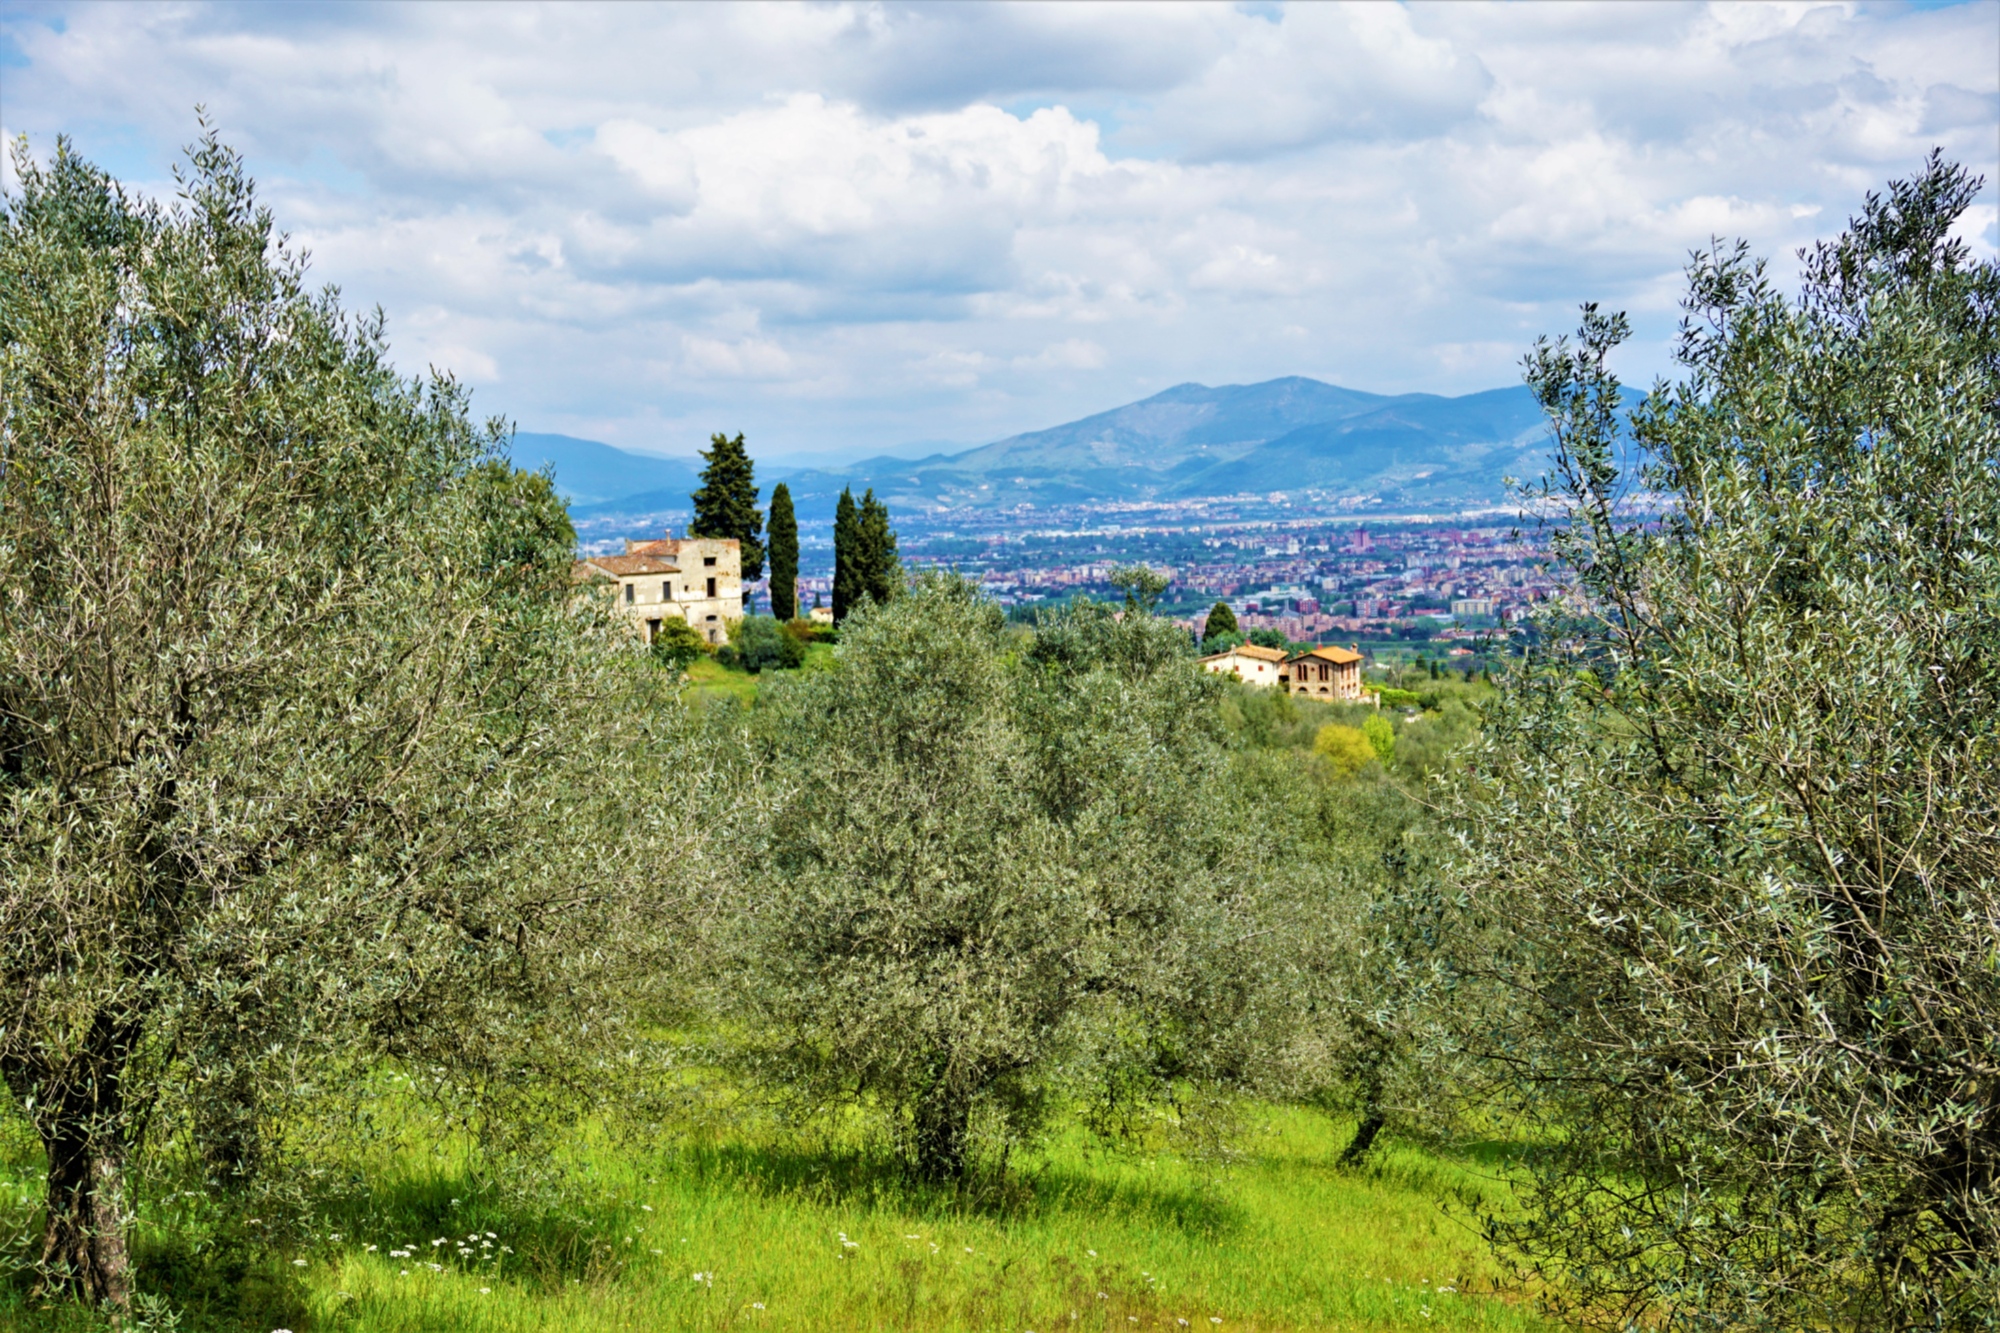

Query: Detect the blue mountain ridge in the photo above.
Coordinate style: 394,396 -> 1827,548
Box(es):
519,377 -> 1625,523
509,432 -> 702,507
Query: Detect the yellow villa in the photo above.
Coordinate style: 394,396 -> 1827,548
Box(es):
574,534 -> 741,645
1198,642 -> 1289,687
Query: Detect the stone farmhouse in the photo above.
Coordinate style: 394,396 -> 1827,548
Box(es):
574,534 -> 741,646
1283,644 -> 1364,700
1197,642 -> 1288,686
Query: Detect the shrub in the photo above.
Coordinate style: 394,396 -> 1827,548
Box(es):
1312,724 -> 1376,777
1361,713 -> 1395,765
651,615 -> 710,671
716,615 -> 807,673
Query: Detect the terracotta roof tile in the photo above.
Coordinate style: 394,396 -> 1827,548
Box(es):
1289,644 -> 1363,665
1200,643 -> 1288,664
577,555 -> 680,577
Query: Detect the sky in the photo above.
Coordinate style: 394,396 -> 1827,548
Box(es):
3,1 -> 1997,464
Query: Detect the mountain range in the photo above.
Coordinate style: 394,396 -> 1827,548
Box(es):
511,377 -> 1566,523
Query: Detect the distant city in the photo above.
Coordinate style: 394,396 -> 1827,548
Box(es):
830,501 -> 1553,666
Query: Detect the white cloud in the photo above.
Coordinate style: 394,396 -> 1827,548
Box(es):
2,0 -> 1993,458
679,334 -> 794,380
1015,339 -> 1107,371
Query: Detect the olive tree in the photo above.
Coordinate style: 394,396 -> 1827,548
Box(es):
0,133 -> 695,1309
724,574 -> 1264,1181
1448,155 -> 2000,1330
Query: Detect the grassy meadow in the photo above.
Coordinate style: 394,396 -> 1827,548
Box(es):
682,640 -> 837,705
1,1102 -> 1550,1333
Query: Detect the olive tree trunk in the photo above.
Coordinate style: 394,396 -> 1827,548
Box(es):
10,1015 -> 142,1310
913,1083 -> 974,1183
39,1120 -> 133,1309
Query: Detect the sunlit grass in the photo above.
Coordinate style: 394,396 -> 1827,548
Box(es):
681,641 -> 832,707
2,1104 -> 1556,1331
683,656 -> 760,704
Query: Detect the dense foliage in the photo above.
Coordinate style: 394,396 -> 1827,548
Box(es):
766,480 -> 799,622
831,486 -> 860,623
717,614 -> 809,674
650,613 -> 710,671
832,485 -> 902,623
719,575 -> 1267,1180
0,131 -> 698,1310
689,431 -> 764,604
1446,154 -> 2000,1331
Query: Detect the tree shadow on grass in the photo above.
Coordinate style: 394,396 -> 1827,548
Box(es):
302,1137 -> 1244,1298
666,1140 -> 1244,1240
315,1168 -> 635,1295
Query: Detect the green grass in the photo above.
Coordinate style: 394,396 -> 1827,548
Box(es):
682,644 -> 835,708
684,656 -> 761,705
1,1106 -> 1555,1332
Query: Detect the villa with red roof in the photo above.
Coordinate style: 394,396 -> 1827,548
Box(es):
573,533 -> 741,646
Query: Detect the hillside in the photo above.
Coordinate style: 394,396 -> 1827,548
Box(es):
508,432 -> 701,507
521,378 -> 1570,522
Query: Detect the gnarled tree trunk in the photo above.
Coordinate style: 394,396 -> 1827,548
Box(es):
39,1118 -> 133,1311
6,1014 -> 142,1315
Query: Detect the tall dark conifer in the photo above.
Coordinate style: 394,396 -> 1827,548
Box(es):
767,482 -> 799,622
689,431 -> 764,609
831,486 -> 860,623
857,489 -> 901,607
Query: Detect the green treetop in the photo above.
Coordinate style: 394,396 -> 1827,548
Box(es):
1205,600 -> 1238,637
831,486 -> 860,623
690,431 -> 764,606
857,488 -> 902,607
767,481 -> 799,622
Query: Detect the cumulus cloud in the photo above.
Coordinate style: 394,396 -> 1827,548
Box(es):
1,0 -> 1993,459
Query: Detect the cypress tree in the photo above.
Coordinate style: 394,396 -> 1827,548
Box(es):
858,489 -> 901,607
831,486 -> 859,623
767,482 -> 799,622
1204,600 -> 1238,637
689,431 -> 764,609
